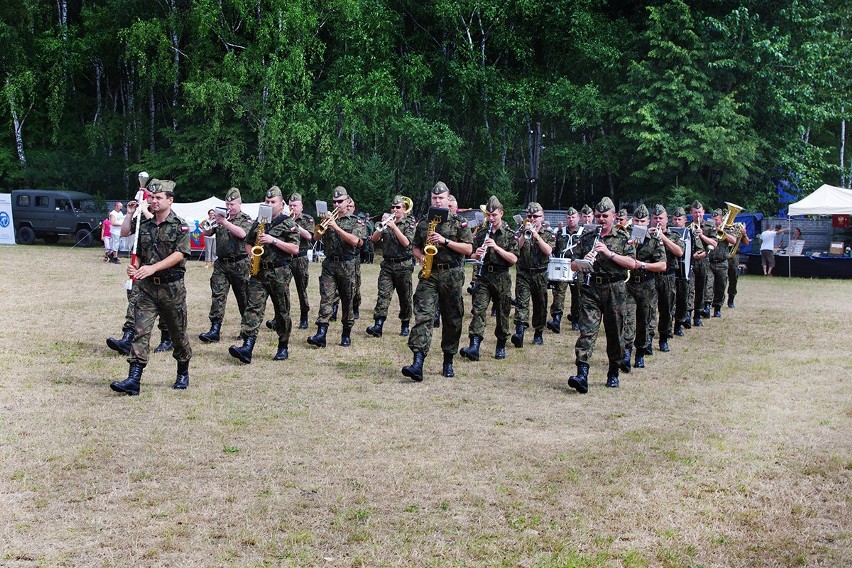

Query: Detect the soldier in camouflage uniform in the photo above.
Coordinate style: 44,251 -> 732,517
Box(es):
707,208 -> 737,318
198,187 -> 252,343
288,193 -> 315,328
366,195 -> 417,338
547,207 -> 583,333
621,205 -> 667,370
307,186 -> 367,348
109,179 -> 192,395
671,207 -> 702,336
511,202 -> 553,348
649,204 -> 684,353
459,195 -> 518,361
566,197 -> 636,394
690,200 -> 718,326
726,224 -> 749,308
402,182 -> 473,381
228,186 -> 300,363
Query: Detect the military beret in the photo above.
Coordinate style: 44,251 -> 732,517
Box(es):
566,207 -> 578,216
595,197 -> 615,212
266,185 -> 283,199
148,179 -> 176,195
712,208 -> 724,217
652,204 -> 667,216
617,208 -> 628,217
485,195 -> 503,213
526,202 -> 543,214
288,192 -> 302,203
632,204 -> 649,219
332,186 -> 348,200
673,207 -> 686,217
691,200 -> 704,210
431,181 -> 449,195
581,204 -> 593,215
225,187 -> 241,202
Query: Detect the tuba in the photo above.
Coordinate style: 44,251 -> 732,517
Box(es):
716,201 -> 743,240
249,204 -> 274,277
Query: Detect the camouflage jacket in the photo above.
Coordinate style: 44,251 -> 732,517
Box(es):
214,211 -> 253,259
131,211 -> 190,274
413,212 -> 473,265
321,213 -> 367,257
473,221 -> 518,269
517,227 -> 555,270
708,227 -> 733,262
660,228 -> 685,271
634,231 -> 666,266
575,226 -> 635,279
246,213 -> 300,263
379,214 -> 417,258
292,213 -> 315,254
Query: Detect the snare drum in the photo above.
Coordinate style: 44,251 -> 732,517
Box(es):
547,257 -> 575,282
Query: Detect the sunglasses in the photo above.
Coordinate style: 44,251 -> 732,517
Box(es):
527,214 -> 543,218
391,205 -> 403,210
332,199 -> 346,204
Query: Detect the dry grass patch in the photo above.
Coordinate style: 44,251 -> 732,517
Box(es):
0,244 -> 849,566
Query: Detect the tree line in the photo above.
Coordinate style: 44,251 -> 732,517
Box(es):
1,0 -> 850,216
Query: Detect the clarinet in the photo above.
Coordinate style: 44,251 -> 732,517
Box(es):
583,224 -> 604,286
467,224 -> 493,295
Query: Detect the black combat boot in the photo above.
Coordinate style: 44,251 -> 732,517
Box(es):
198,320 -> 221,343
633,347 -> 645,369
433,312 -> 441,328
646,333 -> 654,356
683,312 -> 692,329
106,329 -> 133,356
693,313 -> 703,327
330,303 -> 338,321
400,320 -> 410,337
153,329 -> 173,353
620,347 -> 632,374
110,362 -> 144,395
674,322 -> 684,337
702,303 -> 711,318
659,338 -> 670,352
546,313 -> 562,334
568,362 -> 589,394
713,306 -> 722,318
510,324 -> 526,348
441,352 -> 455,377
366,317 -> 385,338
402,351 -> 425,382
727,298 -> 735,309
307,323 -> 328,348
340,325 -> 352,347
266,319 -> 277,330
173,360 -> 189,389
571,316 -> 580,332
533,329 -> 544,345
606,363 -> 620,388
273,341 -> 288,361
494,338 -> 507,360
228,334 -> 256,364
299,312 -> 309,329
459,335 -> 482,361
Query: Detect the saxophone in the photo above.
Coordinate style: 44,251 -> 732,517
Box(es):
422,217 -> 440,279
250,219 -> 267,277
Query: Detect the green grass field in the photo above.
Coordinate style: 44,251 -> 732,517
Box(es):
0,244 -> 849,567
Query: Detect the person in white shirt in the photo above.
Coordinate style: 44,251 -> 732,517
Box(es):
759,224 -> 788,276
108,202 -> 125,264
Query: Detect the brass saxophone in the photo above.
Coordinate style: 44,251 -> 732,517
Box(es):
250,218 -> 267,277
422,217 -> 440,279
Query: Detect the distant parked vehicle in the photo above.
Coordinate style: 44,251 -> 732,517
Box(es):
11,189 -> 106,246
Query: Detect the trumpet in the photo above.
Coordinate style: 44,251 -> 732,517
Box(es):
316,209 -> 340,236
375,196 -> 413,232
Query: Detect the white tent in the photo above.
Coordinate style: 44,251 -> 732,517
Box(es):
787,184 -> 852,216
171,196 -> 273,224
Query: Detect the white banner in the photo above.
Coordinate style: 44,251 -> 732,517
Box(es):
0,193 -> 15,245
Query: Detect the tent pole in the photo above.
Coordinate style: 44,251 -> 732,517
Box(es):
788,216 -> 792,277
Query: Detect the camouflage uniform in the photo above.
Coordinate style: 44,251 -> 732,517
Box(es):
316,211 -> 367,328
514,221 -> 554,333
290,209 -> 315,320
467,219 -> 518,342
372,213 -> 417,321
683,225 -> 705,320
623,223 -> 666,353
707,221 -> 732,311
207,210 -> 252,322
408,212 -> 473,356
240,213 -> 300,341
655,225 -> 683,341
128,211 -> 192,366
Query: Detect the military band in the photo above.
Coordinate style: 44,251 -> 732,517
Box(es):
512,202 -> 553,348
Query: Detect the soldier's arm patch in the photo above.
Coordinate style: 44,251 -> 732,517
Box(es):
181,223 -> 190,233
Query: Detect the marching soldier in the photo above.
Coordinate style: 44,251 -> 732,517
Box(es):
433,194 -> 461,329
511,202 -> 553,347
198,187 -> 252,343
621,205 -> 667,370
727,226 -> 749,308
547,207 -> 582,333
690,200 -> 717,326
649,204 -> 683,353
460,195 -> 518,361
402,182 -> 473,381
366,195 -> 417,338
228,186 -> 300,363
671,207 -> 703,335
707,208 -> 737,318
307,187 -> 367,348
566,197 -> 635,393
109,179 -> 192,395
288,193 -> 315,329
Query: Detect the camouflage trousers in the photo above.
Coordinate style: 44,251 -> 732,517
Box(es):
623,276 -> 656,350
317,259 -> 357,327
655,272 -> 676,339
240,264 -> 293,341
372,259 -> 414,321
550,280 -> 579,321
290,255 -> 310,316
692,259 -> 708,311
726,256 -> 739,303
130,277 -> 192,366
468,270 -> 513,340
123,282 -> 166,334
575,280 -> 626,366
207,257 -> 249,322
675,274 -> 690,323
514,269 -> 549,331
408,266 -> 465,356
708,260 -> 728,308
353,259 -> 362,313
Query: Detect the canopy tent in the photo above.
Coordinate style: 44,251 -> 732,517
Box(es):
171,197 -> 276,251
787,184 -> 852,216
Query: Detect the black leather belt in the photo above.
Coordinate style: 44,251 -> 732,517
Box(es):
295,251 -> 308,257
149,272 -> 184,285
326,254 -> 355,262
483,265 -> 509,273
261,258 -> 291,270
631,272 -> 656,283
590,274 -> 625,285
433,261 -> 462,270
217,256 -> 247,264
384,255 -> 413,264
520,266 -> 548,274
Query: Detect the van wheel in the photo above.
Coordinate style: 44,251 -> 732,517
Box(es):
43,234 -> 60,244
75,228 -> 94,247
16,226 -> 36,245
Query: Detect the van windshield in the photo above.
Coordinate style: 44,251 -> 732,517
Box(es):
73,199 -> 99,213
